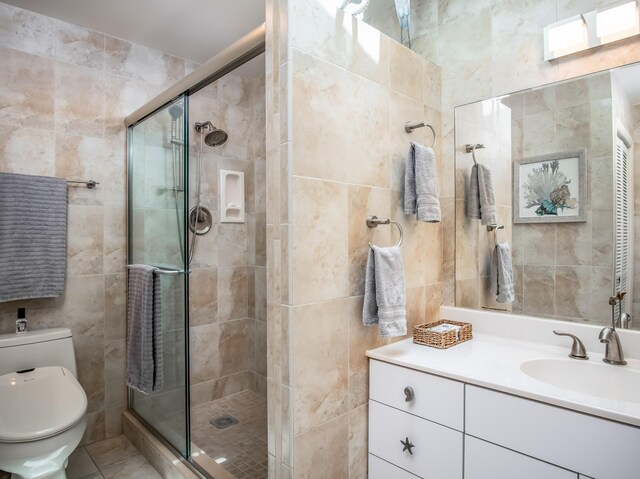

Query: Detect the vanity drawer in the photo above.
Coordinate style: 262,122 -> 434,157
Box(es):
369,359 -> 464,431
465,385 -> 640,479
369,399 -> 463,479
369,454 -> 421,479
465,435 -> 576,479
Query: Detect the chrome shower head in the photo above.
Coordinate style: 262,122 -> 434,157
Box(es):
168,104 -> 183,119
195,121 -> 228,147
204,128 -> 228,147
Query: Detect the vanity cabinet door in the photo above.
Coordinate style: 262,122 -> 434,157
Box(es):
369,359 -> 464,430
369,454 -> 421,479
465,436 -> 577,479
369,400 -> 463,479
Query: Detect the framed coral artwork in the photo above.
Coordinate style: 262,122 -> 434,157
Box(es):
513,150 -> 587,223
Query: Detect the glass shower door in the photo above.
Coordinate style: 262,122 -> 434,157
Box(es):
127,96 -> 190,457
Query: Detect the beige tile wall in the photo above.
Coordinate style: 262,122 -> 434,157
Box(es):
266,0 -> 443,477
0,2 -> 193,444
187,70 -> 267,406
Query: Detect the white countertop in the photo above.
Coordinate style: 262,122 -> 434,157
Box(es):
367,322 -> 640,427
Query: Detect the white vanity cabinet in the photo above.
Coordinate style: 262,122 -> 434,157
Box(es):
368,359 -> 640,479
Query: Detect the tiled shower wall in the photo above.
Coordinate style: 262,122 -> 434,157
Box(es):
266,0 -> 443,477
187,69 -> 267,407
0,2 -> 193,444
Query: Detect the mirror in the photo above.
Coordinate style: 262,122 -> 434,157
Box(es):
455,62 -> 640,330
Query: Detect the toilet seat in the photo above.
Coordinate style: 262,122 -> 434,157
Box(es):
0,366 -> 88,443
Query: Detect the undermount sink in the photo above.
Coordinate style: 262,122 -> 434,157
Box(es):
520,358 -> 640,403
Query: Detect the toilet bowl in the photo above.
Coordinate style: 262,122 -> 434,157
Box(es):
0,366 -> 88,479
0,330 -> 88,479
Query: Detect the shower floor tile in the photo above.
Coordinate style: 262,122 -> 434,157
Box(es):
191,390 -> 268,479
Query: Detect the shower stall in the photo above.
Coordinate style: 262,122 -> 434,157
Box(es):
126,39 -> 267,479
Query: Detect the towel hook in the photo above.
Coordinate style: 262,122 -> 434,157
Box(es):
366,215 -> 404,250
405,121 -> 436,148
487,223 -> 504,246
465,143 -> 485,165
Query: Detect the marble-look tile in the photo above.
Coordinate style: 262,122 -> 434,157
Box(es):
294,414 -> 349,479
389,40 -> 423,101
523,110 -> 556,157
105,36 -> 148,81
54,275 -> 105,346
557,103 -> 590,152
559,35 -> 640,81
590,99 -> 614,158
589,73 -> 612,101
105,404 -> 125,439
522,224 -> 556,266
291,0 -> 347,67
104,339 -> 126,408
346,17 -> 390,87
100,455 -> 161,479
218,267 -> 248,322
0,126 -> 55,176
81,410 -> 106,446
523,265 -> 555,316
592,210 -> 614,266
219,318 -> 250,376
555,266 -> 591,319
293,299 -> 348,434
555,217 -> 591,266
104,273 -> 126,340
103,208 -> 126,275
103,74 -> 155,140
0,47 -> 55,130
291,49 -> 348,182
348,185 -> 391,296
67,206 -> 104,276
423,59 -> 442,110
55,62 -> 104,137
56,21 -> 104,70
67,447 -> 99,479
0,3 -> 55,57
349,404 -> 368,479
217,223 -> 248,267
55,134 -> 106,206
189,268 -> 218,327
146,50 -> 185,88
75,346 -> 104,413
590,266 -> 614,322
524,87 -> 555,116
189,323 -> 220,384
292,177 -> 348,304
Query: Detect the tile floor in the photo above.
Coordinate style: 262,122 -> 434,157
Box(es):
0,435 -> 159,479
68,435 -> 161,479
191,390 -> 268,479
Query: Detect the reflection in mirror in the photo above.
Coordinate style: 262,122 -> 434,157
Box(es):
455,63 -> 640,330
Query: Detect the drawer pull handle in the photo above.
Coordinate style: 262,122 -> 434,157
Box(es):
404,386 -> 415,402
400,437 -> 415,455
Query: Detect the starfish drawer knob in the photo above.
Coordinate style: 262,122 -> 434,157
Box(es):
400,437 -> 415,455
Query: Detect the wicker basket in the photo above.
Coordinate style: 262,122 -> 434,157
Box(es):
413,320 -> 473,349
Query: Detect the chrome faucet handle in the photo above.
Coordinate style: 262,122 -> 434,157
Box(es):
599,327 -> 627,365
620,312 -> 632,329
553,331 -> 589,360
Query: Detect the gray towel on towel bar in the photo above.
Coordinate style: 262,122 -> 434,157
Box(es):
468,163 -> 497,225
404,142 -> 441,222
0,172 -> 67,302
127,265 -> 164,394
363,245 -> 407,338
489,243 -> 514,304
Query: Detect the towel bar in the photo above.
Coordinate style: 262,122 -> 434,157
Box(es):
66,179 -> 100,189
125,265 -> 190,276
366,215 -> 404,250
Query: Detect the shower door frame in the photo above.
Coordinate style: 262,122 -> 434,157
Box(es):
125,28 -> 266,479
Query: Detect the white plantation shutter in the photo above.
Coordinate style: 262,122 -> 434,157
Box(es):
615,137 -> 630,313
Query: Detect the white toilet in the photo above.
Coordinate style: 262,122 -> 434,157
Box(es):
0,328 -> 88,479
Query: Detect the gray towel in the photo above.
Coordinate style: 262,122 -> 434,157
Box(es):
363,245 -> 407,338
468,164 -> 497,225
489,243 -> 514,304
0,172 -> 67,302
404,142 -> 441,222
126,265 -> 164,394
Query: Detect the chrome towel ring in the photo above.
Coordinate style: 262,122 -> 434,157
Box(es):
465,143 -> 485,165
405,121 -> 436,148
366,215 -> 404,250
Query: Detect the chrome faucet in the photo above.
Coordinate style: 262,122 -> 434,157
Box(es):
600,296 -> 627,365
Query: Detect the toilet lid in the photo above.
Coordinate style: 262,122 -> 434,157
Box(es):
0,366 -> 87,443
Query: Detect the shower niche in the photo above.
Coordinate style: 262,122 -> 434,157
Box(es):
220,170 -> 245,223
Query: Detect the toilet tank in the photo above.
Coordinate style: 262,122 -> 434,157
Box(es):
0,328 -> 78,377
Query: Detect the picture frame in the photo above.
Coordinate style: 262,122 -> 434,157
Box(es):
513,150 -> 587,224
